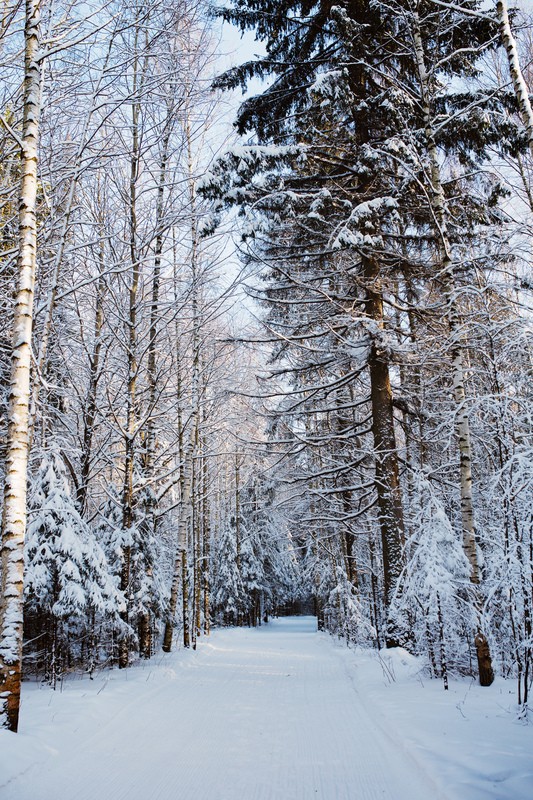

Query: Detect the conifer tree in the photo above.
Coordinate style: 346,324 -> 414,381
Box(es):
391,474 -> 472,687
97,482 -> 168,662
211,516 -> 245,625
203,0 -> 522,679
24,452 -> 123,685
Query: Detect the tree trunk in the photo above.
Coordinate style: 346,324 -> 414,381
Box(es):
181,548 -> 191,649
202,440 -> 211,635
162,445 -> 193,651
161,234 -> 186,654
138,603 -> 151,660
77,229 -> 106,512
412,11 -> 494,685
143,120 -> 171,474
368,532 -> 382,649
497,0 -> 533,157
119,32 -> 143,669
437,594 -> 449,691
192,456 -> 200,648
363,256 -> 405,646
0,0 -> 42,732
235,453 -> 243,626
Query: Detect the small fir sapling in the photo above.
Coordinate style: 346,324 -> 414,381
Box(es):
211,516 -> 245,625
24,451 -> 123,683
391,474 -> 473,688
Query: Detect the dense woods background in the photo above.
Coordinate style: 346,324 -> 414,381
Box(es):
0,0 -> 532,731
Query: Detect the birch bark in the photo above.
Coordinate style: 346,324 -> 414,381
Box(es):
188,106 -> 202,646
144,116 -> 171,475
0,0 -> 42,732
119,21 -> 144,668
202,437 -> 211,635
162,443 -> 193,651
161,240 -> 188,653
161,105 -> 203,651
497,0 -> 533,157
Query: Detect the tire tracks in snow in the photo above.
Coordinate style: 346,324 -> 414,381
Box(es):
5,618 -> 454,800
329,639 -> 452,800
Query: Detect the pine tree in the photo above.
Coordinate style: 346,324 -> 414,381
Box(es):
97,482 -> 168,662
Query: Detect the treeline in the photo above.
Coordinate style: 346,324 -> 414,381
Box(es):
202,0 -> 533,704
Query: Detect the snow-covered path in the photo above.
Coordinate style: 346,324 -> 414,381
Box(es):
2,617 -> 451,800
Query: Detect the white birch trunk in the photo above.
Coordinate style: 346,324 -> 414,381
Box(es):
162,444 -> 193,651
497,0 -> 533,157
187,107 -> 203,646
0,0 -> 42,732
202,435 -> 210,636
77,216 -> 107,513
119,22 -> 144,668
144,118 -> 171,474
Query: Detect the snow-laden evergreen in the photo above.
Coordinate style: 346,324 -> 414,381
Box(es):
211,475 -> 300,626
95,483 -> 168,660
390,475 -> 473,687
200,0 -> 532,695
211,517 -> 245,625
484,446 -> 533,706
24,452 -> 124,682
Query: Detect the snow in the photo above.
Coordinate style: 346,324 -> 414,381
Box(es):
1,617 -> 532,800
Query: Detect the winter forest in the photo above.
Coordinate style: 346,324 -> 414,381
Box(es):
0,0 -> 532,775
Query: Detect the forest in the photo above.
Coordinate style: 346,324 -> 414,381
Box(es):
0,0 -> 532,736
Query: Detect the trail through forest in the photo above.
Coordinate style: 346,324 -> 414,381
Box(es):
2,617 -> 531,800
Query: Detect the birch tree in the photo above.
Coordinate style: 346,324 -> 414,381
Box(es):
497,0 -> 533,156
0,0 -> 42,732
407,1 -> 497,686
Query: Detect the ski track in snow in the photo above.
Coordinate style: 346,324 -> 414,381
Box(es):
0,618 -> 473,799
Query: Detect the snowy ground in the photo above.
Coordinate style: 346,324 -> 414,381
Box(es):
1,617 -> 532,800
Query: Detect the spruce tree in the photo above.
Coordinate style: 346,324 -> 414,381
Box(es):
24,452 -> 123,684
211,516 -> 245,625
204,0 -> 521,679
